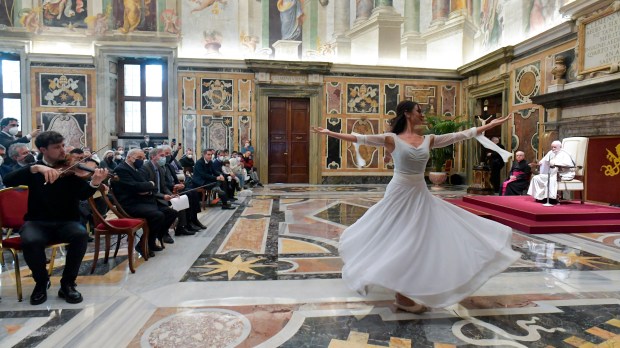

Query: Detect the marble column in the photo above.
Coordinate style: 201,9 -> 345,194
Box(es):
401,0 -> 426,66
332,0 -> 351,62
431,0 -> 450,26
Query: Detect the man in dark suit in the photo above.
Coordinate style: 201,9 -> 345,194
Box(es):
112,148 -> 177,255
139,134 -> 155,150
139,147 -> 191,239
192,148 -> 235,210
0,117 -> 40,165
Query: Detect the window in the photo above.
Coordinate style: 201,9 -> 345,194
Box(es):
117,59 -> 167,136
0,54 -> 21,130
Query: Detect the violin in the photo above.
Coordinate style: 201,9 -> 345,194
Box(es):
54,155 -> 119,181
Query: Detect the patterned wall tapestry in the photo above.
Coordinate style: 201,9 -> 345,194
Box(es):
39,73 -> 88,107
41,113 -> 87,149
514,62 -> 541,105
346,83 -> 379,114
202,115 -> 233,151
201,79 -> 234,111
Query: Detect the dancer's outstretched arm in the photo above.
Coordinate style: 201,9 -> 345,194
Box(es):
475,113 -> 512,135
311,126 -> 358,142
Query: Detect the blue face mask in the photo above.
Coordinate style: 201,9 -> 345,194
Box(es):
157,157 -> 167,167
134,159 -> 144,169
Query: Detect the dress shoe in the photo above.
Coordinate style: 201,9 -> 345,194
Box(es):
149,244 -> 164,252
30,280 -> 51,305
58,282 -> 83,304
221,204 -> 235,210
192,220 -> 207,229
162,234 -> 175,243
175,227 -> 195,236
185,224 -> 200,232
135,244 -> 155,257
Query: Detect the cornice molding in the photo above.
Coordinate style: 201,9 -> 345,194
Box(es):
457,46 -> 514,77
245,59 -> 332,74
531,78 -> 620,108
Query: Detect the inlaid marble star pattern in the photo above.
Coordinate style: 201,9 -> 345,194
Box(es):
196,255 -> 266,279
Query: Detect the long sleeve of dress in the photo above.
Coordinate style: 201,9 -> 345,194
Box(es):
353,133 -> 387,147
431,128 -> 477,149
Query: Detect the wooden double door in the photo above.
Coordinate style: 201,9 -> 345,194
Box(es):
268,98 -> 310,183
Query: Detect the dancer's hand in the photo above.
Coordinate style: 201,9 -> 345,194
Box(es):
490,113 -> 513,126
311,126 -> 330,135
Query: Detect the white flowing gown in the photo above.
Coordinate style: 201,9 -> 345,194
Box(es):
339,128 -> 521,308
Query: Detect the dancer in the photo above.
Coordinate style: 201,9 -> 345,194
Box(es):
311,100 -> 520,313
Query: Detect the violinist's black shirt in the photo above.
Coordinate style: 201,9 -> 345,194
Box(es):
3,161 -> 97,222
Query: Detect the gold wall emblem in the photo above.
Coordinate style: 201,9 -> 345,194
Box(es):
601,144 -> 620,177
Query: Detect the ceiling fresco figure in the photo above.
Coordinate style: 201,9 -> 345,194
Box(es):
278,0 -> 303,41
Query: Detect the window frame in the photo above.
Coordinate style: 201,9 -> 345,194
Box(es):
116,58 -> 168,137
0,53 -> 22,126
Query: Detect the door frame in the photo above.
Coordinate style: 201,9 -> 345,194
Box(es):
255,84 -> 322,184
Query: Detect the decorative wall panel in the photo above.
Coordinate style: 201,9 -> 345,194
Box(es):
238,115 -> 252,148
346,83 -> 379,114
183,114 -> 197,153
514,108 -> 540,161
384,84 -> 399,116
202,115 -> 233,151
514,62 -> 541,105
201,79 -> 233,111
39,73 -> 88,107
238,79 -> 252,112
40,112 -> 87,149
404,85 -> 437,114
182,77 -> 196,111
326,117 -> 342,169
326,82 -> 342,114
441,85 -> 457,116
347,118 -> 379,169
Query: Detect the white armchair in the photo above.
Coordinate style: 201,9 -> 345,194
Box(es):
558,137 -> 589,204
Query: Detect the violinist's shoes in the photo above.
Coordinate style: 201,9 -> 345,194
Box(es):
30,280 -> 50,305
58,282 -> 83,304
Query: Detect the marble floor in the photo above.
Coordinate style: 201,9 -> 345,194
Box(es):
2,184 -> 620,347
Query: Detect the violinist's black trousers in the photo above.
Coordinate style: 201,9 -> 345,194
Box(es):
20,221 -> 88,286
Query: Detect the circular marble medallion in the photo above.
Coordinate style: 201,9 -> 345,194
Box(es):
518,71 -> 537,96
141,308 -> 251,348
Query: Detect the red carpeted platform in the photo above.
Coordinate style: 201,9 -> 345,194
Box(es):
445,195 -> 620,234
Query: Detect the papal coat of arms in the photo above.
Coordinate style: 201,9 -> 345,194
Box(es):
201,79 -> 233,111
40,73 -> 87,107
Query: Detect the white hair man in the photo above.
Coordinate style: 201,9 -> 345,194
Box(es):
527,140 -> 575,202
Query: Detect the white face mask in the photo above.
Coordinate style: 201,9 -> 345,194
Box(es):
218,156 -> 224,161
187,154 -> 193,158
115,155 -> 122,160
8,127 -> 19,136
118,150 -> 124,155
0,156 -> 4,166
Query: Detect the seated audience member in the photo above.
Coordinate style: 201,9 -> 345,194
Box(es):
114,147 -> 125,165
500,151 -> 531,196
213,149 -> 237,199
139,147 -> 185,240
191,148 -> 235,210
112,148 -> 177,254
527,140 -> 575,203
160,145 -> 206,231
4,130 -> 107,305
100,150 -> 117,171
139,134 -> 155,150
0,144 -> 6,188
8,143 -> 36,171
241,139 -> 255,154
179,148 -> 195,174
221,159 -> 241,191
229,152 -> 246,190
242,150 -> 263,187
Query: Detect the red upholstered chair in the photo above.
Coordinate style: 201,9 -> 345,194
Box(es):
88,186 -> 149,274
0,186 -> 62,302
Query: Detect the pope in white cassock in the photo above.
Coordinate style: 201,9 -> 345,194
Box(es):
528,140 -> 575,200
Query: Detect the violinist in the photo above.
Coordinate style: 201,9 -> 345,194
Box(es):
4,131 -> 108,305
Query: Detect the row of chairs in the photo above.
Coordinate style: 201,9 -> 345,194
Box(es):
0,185 -> 148,301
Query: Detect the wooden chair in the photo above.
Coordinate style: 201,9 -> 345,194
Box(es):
88,186 -> 150,273
108,188 -> 163,250
0,186 -> 62,302
558,137 -> 589,204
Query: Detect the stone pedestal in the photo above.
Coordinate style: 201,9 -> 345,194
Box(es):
401,32 -> 426,66
348,7 -> 403,65
273,40 -> 302,61
330,36 -> 352,63
421,13 -> 476,69
466,165 -> 495,195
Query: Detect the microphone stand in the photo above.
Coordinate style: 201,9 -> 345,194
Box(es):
543,167 -> 554,207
